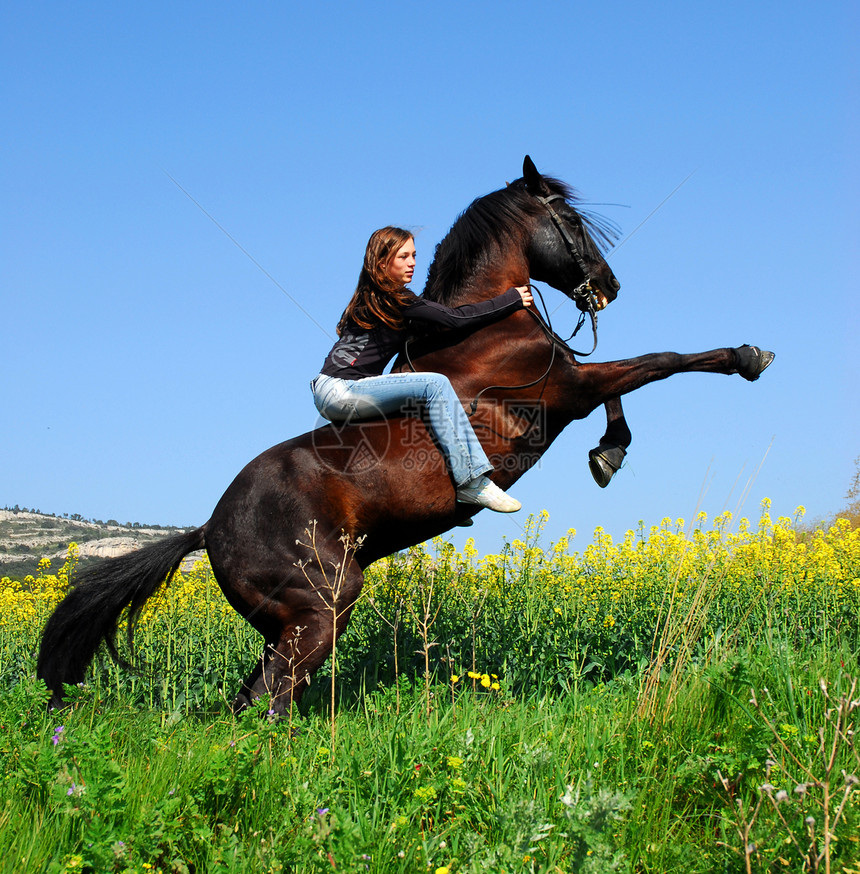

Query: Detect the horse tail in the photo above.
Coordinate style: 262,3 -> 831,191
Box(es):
37,526 -> 206,706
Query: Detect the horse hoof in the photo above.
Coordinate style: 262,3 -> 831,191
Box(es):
738,345 -> 775,381
588,443 -> 627,488
456,517 -> 475,527
232,692 -> 252,714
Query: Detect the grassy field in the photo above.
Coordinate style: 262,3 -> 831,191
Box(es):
1,507 -> 858,873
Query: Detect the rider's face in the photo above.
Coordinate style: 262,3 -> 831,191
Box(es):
384,238 -> 416,287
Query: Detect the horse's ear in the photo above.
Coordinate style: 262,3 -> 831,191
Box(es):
522,155 -> 547,194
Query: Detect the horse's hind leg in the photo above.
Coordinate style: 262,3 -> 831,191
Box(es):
232,653 -> 267,712
589,397 -> 632,488
231,554 -> 366,717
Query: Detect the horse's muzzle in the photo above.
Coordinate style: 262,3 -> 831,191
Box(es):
596,275 -> 621,310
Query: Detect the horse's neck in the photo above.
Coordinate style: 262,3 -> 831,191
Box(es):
425,254 -> 530,306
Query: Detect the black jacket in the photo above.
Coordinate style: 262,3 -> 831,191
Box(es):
319,287 -> 523,380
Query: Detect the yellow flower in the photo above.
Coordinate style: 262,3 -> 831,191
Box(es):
435,867 -> 451,874
414,785 -> 437,802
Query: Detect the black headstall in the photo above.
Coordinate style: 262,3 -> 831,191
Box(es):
534,193 -> 603,318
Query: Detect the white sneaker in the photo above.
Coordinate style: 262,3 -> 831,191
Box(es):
456,476 -> 521,513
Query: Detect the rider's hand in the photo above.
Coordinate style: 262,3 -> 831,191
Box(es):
515,286 -> 533,307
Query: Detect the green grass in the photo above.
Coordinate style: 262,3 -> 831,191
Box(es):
3,512 -> 859,872
2,637 -> 858,874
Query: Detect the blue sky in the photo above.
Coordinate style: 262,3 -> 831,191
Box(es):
2,1 -> 857,552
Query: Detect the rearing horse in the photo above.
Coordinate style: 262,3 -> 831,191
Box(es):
37,157 -> 773,713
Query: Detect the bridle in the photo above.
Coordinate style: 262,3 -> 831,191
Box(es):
535,192 -> 604,321
405,190 -> 605,417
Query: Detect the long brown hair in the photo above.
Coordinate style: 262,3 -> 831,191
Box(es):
337,227 -> 415,336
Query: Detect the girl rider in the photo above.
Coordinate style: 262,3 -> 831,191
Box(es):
312,226 -> 532,513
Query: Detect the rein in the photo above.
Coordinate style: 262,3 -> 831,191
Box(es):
465,294 -> 558,417
404,191 -> 602,418
403,282 -> 597,419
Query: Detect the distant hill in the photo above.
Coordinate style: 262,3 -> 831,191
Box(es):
0,508 -> 199,580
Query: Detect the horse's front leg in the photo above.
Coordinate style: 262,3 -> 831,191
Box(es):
589,397 -> 632,488
574,345 -> 773,483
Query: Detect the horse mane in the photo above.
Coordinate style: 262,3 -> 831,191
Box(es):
423,175 -> 617,305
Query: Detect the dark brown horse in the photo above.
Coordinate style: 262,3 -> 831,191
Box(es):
37,157 -> 773,712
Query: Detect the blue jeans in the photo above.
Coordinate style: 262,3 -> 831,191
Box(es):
311,372 -> 493,487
